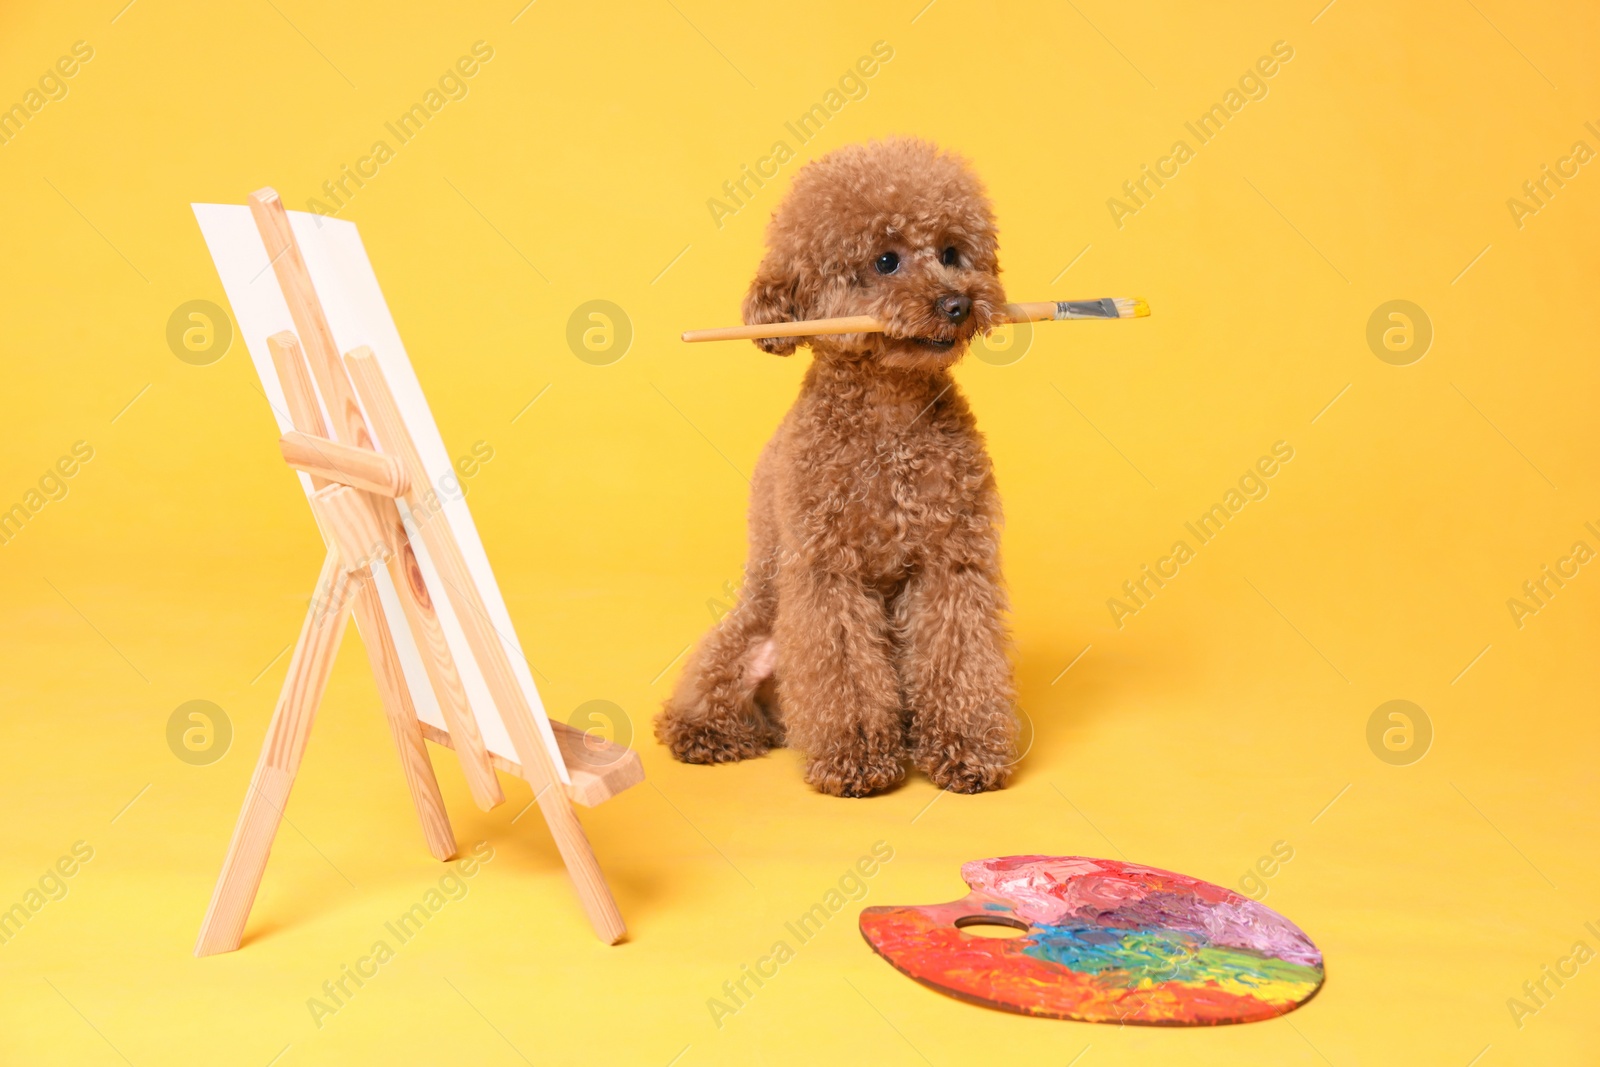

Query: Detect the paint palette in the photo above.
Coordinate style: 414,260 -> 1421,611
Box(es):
859,856 -> 1323,1025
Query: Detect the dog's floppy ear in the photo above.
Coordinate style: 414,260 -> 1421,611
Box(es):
741,262 -> 802,356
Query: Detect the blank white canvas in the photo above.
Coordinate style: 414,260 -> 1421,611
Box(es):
192,202 -> 568,784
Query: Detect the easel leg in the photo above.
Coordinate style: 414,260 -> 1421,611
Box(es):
195,553 -> 354,957
351,582 -> 456,862
535,791 -> 628,943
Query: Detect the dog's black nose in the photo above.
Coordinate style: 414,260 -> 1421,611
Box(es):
937,294 -> 972,324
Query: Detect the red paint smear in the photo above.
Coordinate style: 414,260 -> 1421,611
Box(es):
860,906 -> 1300,1025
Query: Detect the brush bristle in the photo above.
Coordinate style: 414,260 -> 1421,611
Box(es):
1115,297 -> 1151,319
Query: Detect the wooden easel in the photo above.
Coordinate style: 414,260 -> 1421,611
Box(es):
195,189 -> 640,956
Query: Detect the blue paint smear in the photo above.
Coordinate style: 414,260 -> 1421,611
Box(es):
1021,924 -> 1318,990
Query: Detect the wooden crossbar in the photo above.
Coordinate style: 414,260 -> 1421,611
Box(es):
280,432 -> 409,497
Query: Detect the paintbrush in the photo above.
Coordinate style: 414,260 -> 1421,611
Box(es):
681,297 -> 1149,343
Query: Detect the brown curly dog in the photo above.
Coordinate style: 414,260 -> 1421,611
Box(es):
656,137 -> 1018,797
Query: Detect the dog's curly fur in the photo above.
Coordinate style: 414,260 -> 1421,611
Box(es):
656,137 -> 1018,797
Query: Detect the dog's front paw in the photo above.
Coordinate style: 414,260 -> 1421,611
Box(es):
655,710 -> 769,765
804,751 -> 905,798
923,757 -> 1010,794
913,714 -> 1017,794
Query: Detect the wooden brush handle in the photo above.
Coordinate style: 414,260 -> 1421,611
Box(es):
681,299 -> 1144,342
682,315 -> 882,343
1004,301 -> 1066,322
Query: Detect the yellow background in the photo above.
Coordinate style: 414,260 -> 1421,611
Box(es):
2,0 -> 1597,1063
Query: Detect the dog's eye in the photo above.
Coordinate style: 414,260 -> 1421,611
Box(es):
874,252 -> 900,275
941,246 -> 960,267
